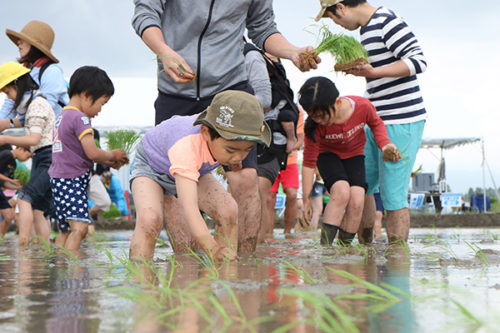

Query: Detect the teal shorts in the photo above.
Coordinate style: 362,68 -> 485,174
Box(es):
364,120 -> 425,210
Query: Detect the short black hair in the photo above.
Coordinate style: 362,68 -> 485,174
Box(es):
206,125 -> 222,140
326,0 -> 367,16
68,66 -> 114,102
17,45 -> 46,64
298,76 -> 339,142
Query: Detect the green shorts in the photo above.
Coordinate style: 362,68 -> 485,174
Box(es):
364,120 -> 425,210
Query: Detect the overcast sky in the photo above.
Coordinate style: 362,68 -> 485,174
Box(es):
1,0 -> 499,193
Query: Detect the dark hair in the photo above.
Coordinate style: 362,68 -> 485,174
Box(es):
326,0 -> 366,17
68,66 -> 114,102
101,170 -> 112,181
0,144 -> 13,151
17,45 -> 46,64
206,125 -> 221,140
298,77 -> 339,142
7,72 -> 40,112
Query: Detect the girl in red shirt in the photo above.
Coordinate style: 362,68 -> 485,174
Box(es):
300,76 -> 399,246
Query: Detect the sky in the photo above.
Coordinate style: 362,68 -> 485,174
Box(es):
1,0 -> 499,194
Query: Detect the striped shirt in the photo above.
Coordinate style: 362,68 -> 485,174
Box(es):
360,7 -> 427,125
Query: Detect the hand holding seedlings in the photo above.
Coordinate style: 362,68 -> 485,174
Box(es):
313,26 -> 369,73
344,62 -> 378,78
382,144 -> 401,162
158,49 -> 195,83
106,149 -> 129,169
212,244 -> 237,262
294,46 -> 321,72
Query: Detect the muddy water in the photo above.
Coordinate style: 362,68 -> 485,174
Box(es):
1,228 -> 500,332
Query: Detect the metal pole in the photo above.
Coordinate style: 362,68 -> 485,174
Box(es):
481,138 -> 487,213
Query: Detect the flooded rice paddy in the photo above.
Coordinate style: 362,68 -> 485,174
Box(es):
1,227 -> 500,332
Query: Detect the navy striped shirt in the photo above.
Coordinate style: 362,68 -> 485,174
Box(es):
360,7 -> 427,124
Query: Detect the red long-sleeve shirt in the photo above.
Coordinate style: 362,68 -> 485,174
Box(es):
303,96 -> 391,168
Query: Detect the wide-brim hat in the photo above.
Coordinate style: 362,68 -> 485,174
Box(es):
0,62 -> 31,90
194,90 -> 271,147
315,0 -> 343,21
6,20 -> 59,63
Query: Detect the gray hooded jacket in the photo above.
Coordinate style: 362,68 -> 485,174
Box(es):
132,0 -> 280,100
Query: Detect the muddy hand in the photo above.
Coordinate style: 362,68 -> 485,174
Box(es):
213,246 -> 237,262
345,63 -> 376,77
112,149 -> 128,164
294,46 -> 321,72
382,144 -> 401,162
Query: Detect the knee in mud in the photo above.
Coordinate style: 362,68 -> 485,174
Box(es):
72,225 -> 88,239
137,211 -> 163,237
219,199 -> 238,226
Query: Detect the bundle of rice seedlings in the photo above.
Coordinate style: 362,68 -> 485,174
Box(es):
14,165 -> 30,186
307,25 -> 369,72
106,129 -> 141,155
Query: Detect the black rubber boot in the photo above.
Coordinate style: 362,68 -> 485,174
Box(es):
338,229 -> 356,246
320,223 -> 339,246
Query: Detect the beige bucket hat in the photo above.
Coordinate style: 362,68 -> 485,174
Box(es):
6,20 -> 59,63
315,0 -> 343,21
194,90 -> 271,147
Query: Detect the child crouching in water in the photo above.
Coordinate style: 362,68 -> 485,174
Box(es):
48,66 -> 128,251
299,77 -> 399,246
129,90 -> 271,262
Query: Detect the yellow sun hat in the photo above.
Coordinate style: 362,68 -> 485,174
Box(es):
0,62 -> 31,90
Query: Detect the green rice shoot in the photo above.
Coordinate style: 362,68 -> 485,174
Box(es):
106,129 -> 141,155
314,25 -> 368,65
14,165 -> 30,186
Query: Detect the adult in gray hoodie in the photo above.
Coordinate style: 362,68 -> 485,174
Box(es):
131,0 -> 320,257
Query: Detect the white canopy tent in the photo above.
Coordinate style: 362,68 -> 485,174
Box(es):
420,137 -> 498,212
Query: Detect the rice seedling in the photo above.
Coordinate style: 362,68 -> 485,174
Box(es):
465,241 -> 489,266
280,260 -> 316,284
107,252 -> 261,332
14,165 -> 30,185
35,235 -> 57,259
156,236 -> 171,249
57,246 -> 81,263
482,229 -> 498,241
312,25 -> 368,72
327,268 -> 403,302
451,299 -> 483,327
280,288 -> 359,333
101,204 -> 121,219
215,165 -> 227,181
156,53 -> 196,81
106,129 -> 141,155
383,239 -> 410,258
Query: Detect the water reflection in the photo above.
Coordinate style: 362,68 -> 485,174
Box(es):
0,229 -> 499,332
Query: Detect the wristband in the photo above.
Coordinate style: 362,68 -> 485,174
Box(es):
9,119 -> 15,128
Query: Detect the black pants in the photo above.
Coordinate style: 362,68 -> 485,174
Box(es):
154,81 -> 254,125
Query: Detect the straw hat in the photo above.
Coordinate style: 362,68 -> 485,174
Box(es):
6,20 -> 59,63
0,62 -> 31,90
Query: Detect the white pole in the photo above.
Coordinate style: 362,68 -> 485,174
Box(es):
481,138 -> 487,213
